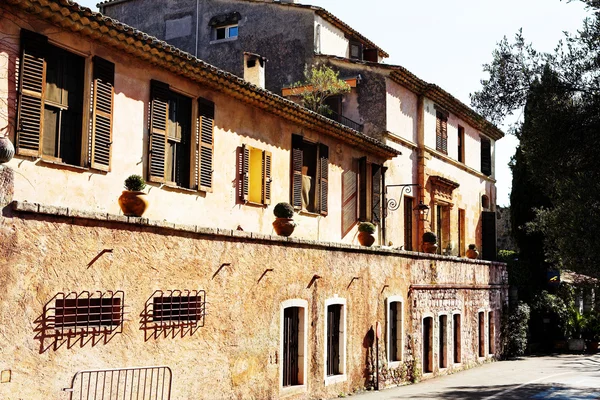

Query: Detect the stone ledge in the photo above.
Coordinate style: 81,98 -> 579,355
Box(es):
9,200 -> 504,266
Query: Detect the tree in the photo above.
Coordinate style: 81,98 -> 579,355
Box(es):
471,1 -> 600,278
289,65 -> 350,115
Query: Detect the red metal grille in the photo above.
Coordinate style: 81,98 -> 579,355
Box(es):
141,290 -> 206,338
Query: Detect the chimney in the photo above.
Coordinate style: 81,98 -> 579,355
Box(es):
244,52 -> 267,89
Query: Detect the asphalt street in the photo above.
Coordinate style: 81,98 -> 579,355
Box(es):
349,354 -> 600,400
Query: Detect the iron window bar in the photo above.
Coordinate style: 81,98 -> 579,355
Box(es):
150,290 -> 206,329
48,291 -> 128,339
62,366 -> 172,400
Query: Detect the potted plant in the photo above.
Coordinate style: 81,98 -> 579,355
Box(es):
583,312 -> 600,353
357,222 -> 376,247
118,174 -> 149,217
421,231 -> 438,254
567,309 -> 586,352
466,244 -> 479,259
272,202 -> 296,236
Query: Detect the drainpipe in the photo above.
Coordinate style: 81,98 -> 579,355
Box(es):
195,0 -> 200,57
416,94 -> 427,251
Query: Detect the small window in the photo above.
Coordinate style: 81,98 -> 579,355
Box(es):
238,145 -> 272,205
214,24 -> 238,41
439,315 -> 448,369
358,157 -> 383,224
53,291 -> 124,335
404,197 -> 414,251
349,41 -> 363,60
423,316 -> 433,373
453,314 -> 461,364
324,298 -> 346,385
488,311 -> 495,355
387,298 -> 403,363
152,291 -> 206,326
481,195 -> 490,210
481,136 -> 492,176
457,126 -> 465,163
291,135 -> 328,215
478,311 -> 485,357
436,111 -> 448,154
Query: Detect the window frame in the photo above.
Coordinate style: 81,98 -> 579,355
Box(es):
291,134 -> 328,215
213,24 -> 239,41
324,297 -> 347,386
386,296 -> 404,367
358,157 -> 384,224
438,313 -> 449,369
280,299 -> 308,395
452,311 -> 462,365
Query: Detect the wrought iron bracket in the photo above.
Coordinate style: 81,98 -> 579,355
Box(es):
385,184 -> 420,213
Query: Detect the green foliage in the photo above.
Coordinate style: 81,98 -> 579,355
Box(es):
472,2 -> 600,278
530,290 -> 570,340
291,65 -> 351,114
358,222 -> 376,234
567,309 -> 586,339
124,174 -> 146,191
583,311 -> 600,341
422,231 -> 437,243
500,301 -> 530,358
273,202 -> 295,218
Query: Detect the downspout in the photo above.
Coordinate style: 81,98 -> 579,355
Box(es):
195,0 -> 200,57
416,94 -> 426,251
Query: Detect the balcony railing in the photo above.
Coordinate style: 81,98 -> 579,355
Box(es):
323,110 -> 364,132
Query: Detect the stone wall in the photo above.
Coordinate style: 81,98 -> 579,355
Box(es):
0,201 -> 506,399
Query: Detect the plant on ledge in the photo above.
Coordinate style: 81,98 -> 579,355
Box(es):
118,174 -> 149,217
421,231 -> 438,254
273,202 -> 296,237
466,243 -> 479,259
357,222 -> 376,247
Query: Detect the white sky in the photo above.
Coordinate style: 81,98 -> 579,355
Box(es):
79,0 -> 590,205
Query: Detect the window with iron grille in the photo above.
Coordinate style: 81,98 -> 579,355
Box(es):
151,290 -> 206,328
52,291 -> 124,336
16,30 -> 114,170
436,111 -> 448,154
323,297 -> 347,385
387,298 -> 403,363
283,307 -> 300,387
326,304 -> 342,376
453,313 -> 462,364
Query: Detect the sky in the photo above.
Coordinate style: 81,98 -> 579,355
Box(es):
78,0 -> 590,206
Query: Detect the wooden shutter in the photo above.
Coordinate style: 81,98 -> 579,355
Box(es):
90,57 -> 114,171
481,137 -> 492,176
291,135 -> 303,210
441,118 -> 448,153
148,80 -> 169,183
482,211 -> 497,261
436,111 -> 448,154
16,30 -> 47,157
358,156 -> 367,221
319,144 -> 329,216
262,150 -> 272,205
238,144 -> 249,203
372,164 -> 382,223
198,98 -> 215,191
341,169 -> 357,236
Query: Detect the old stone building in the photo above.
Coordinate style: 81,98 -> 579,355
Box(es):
0,0 -> 507,399
101,0 -> 503,260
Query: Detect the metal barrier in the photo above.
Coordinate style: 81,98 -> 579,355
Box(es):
63,366 -> 172,400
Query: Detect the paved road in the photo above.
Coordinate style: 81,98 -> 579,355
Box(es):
350,354 -> 600,399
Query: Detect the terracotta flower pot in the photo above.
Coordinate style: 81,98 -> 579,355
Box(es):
422,242 -> 438,254
273,218 -> 295,236
358,231 -> 376,247
466,248 -> 479,259
0,136 -> 15,164
118,191 -> 149,217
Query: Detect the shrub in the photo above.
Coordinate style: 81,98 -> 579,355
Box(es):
124,174 -> 146,191
468,243 -> 477,250
500,301 -> 530,358
273,202 -> 295,218
422,231 -> 437,243
358,222 -> 376,234
583,311 -> 600,341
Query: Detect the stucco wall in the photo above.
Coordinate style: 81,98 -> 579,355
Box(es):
314,15 -> 348,58
386,79 -> 418,144
0,9 -> 386,246
0,201 -> 507,399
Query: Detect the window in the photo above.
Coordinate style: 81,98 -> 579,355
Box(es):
435,204 -> 450,255
358,157 -> 384,224
488,311 -> 495,355
16,30 -> 114,170
458,208 -> 466,256
436,110 -> 448,154
453,313 -> 461,364
214,24 -> 238,41
324,298 -> 346,385
291,134 -> 328,215
457,126 -> 465,163
439,314 -> 448,368
386,297 -> 403,364
349,41 -> 363,60
53,291 -> 124,336
478,311 -> 485,357
148,80 -> 214,191
481,136 -> 492,176
423,316 -> 433,373
281,300 -> 307,391
238,145 -> 272,205
152,291 -> 206,327
404,197 -> 414,251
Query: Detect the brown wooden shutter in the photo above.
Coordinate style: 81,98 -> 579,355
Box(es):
90,56 -> 114,171
372,164 -> 382,224
198,98 -> 214,191
342,169 -> 357,236
441,117 -> 448,154
291,135 -> 303,210
481,137 -> 492,176
436,111 -> 448,154
16,30 -> 47,157
482,211 -> 497,261
358,156 -> 367,221
319,144 -> 329,216
262,150 -> 272,205
148,80 -> 169,183
238,144 -> 249,203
